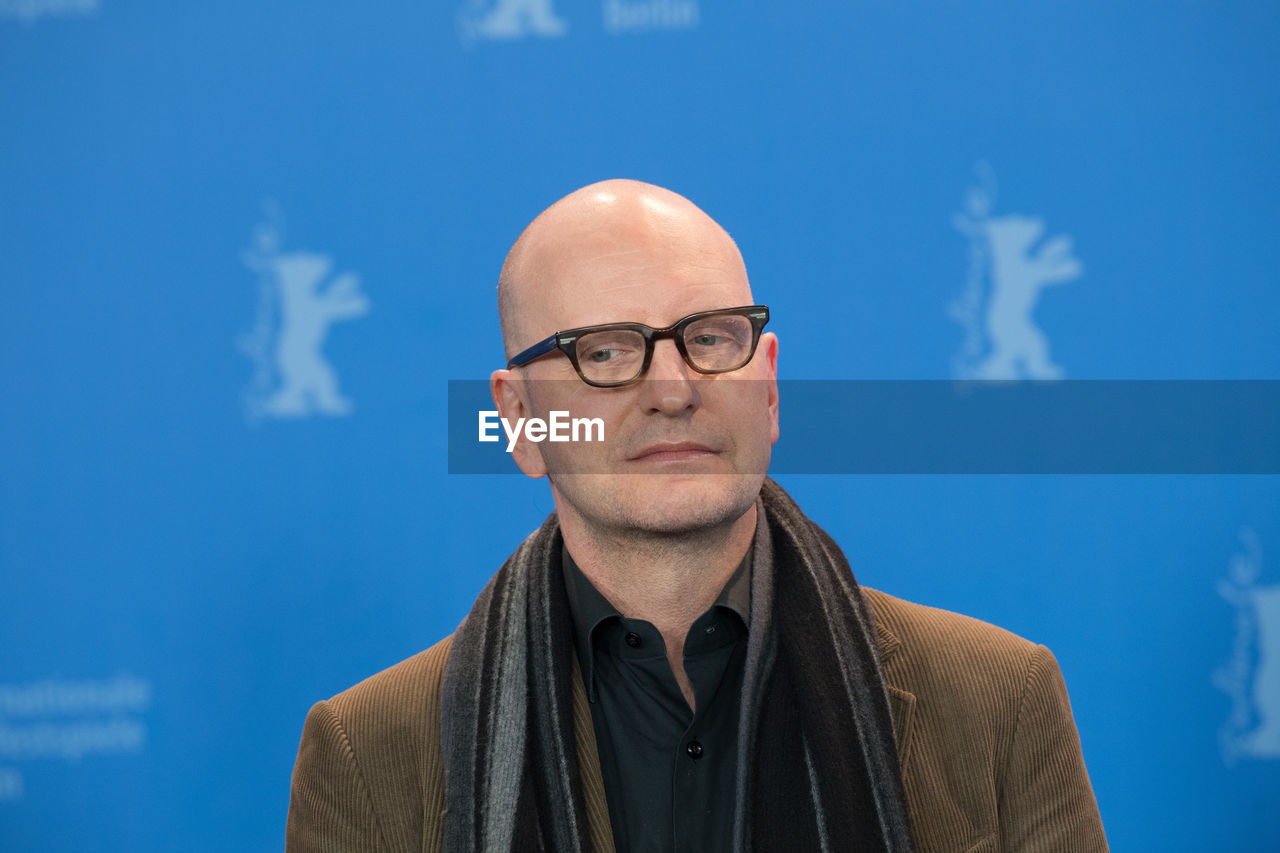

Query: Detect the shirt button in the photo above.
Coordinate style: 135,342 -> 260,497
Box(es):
686,740 -> 704,760
624,632 -> 642,648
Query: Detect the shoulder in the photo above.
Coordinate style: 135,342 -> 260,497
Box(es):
859,585 -> 1089,777
862,586 -> 1039,669
319,636 -> 455,833
323,634 -> 456,752
861,586 -> 1049,743
288,636 -> 456,852
858,589 -> 1102,848
860,590 -> 1108,849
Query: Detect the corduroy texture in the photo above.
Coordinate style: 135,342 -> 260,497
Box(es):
287,640 -> 452,852
437,478 -> 913,851
286,486 -> 1110,852
868,596 -> 1109,852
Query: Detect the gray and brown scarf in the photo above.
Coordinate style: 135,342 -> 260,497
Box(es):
440,478 -> 915,851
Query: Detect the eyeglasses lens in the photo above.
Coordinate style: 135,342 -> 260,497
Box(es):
575,330 -> 647,384
573,313 -> 755,385
682,314 -> 754,371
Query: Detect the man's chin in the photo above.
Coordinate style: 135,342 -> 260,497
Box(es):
585,472 -> 762,536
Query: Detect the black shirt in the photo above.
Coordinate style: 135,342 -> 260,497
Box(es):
563,547 -> 751,853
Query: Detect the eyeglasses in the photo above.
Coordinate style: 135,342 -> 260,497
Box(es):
507,305 -> 770,388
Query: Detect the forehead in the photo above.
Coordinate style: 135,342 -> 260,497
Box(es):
521,203 -> 752,331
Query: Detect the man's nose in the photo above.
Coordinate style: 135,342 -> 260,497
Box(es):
638,339 -> 698,415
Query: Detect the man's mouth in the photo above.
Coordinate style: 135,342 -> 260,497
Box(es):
628,442 -> 718,462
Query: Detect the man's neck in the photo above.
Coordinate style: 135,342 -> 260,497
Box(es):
558,504 -> 757,710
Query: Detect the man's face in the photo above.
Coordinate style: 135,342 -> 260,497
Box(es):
493,191 -> 779,539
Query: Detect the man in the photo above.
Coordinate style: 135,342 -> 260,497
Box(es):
286,180 -> 1108,852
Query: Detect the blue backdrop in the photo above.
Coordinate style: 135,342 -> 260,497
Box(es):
2,1 -> 1278,850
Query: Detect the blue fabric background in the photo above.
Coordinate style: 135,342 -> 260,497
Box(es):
2,1 -> 1278,850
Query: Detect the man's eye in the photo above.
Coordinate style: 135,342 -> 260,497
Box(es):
690,334 -> 725,347
584,347 -> 626,363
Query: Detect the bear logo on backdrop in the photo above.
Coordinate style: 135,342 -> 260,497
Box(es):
457,0 -> 698,42
457,0 -> 567,41
1216,528 -> 1280,762
238,203 -> 370,422
949,162 -> 1082,380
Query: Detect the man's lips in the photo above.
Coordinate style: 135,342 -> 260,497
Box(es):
628,442 -> 718,462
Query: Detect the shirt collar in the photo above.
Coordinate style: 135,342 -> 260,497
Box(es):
562,543 -> 753,702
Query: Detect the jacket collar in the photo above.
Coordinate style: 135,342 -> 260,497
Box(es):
871,611 -> 917,771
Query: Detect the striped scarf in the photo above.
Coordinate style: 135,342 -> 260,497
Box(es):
440,478 -> 915,851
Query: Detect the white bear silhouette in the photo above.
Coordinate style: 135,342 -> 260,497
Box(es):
1243,585 -> 1280,756
465,0 -> 566,40
263,252 -> 369,417
972,214 -> 1081,380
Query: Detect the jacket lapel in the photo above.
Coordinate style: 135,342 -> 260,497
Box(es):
570,651 -> 616,853
875,619 -> 918,772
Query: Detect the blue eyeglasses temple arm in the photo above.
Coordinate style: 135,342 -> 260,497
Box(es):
507,334 -> 560,368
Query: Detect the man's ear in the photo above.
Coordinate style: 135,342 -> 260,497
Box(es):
490,368 -> 548,479
760,332 -> 780,445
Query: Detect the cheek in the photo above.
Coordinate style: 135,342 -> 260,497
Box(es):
562,390 -> 636,445
525,387 -> 635,470
727,391 -> 778,452
720,383 -> 774,417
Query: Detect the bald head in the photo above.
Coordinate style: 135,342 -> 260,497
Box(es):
498,179 -> 749,359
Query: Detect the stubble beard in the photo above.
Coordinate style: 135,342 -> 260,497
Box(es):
549,471 -> 765,546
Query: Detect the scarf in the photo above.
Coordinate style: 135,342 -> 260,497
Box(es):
440,478 -> 915,851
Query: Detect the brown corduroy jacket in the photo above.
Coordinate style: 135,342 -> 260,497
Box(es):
286,587 -> 1108,853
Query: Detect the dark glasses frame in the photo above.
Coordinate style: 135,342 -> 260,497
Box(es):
506,305 -> 770,388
